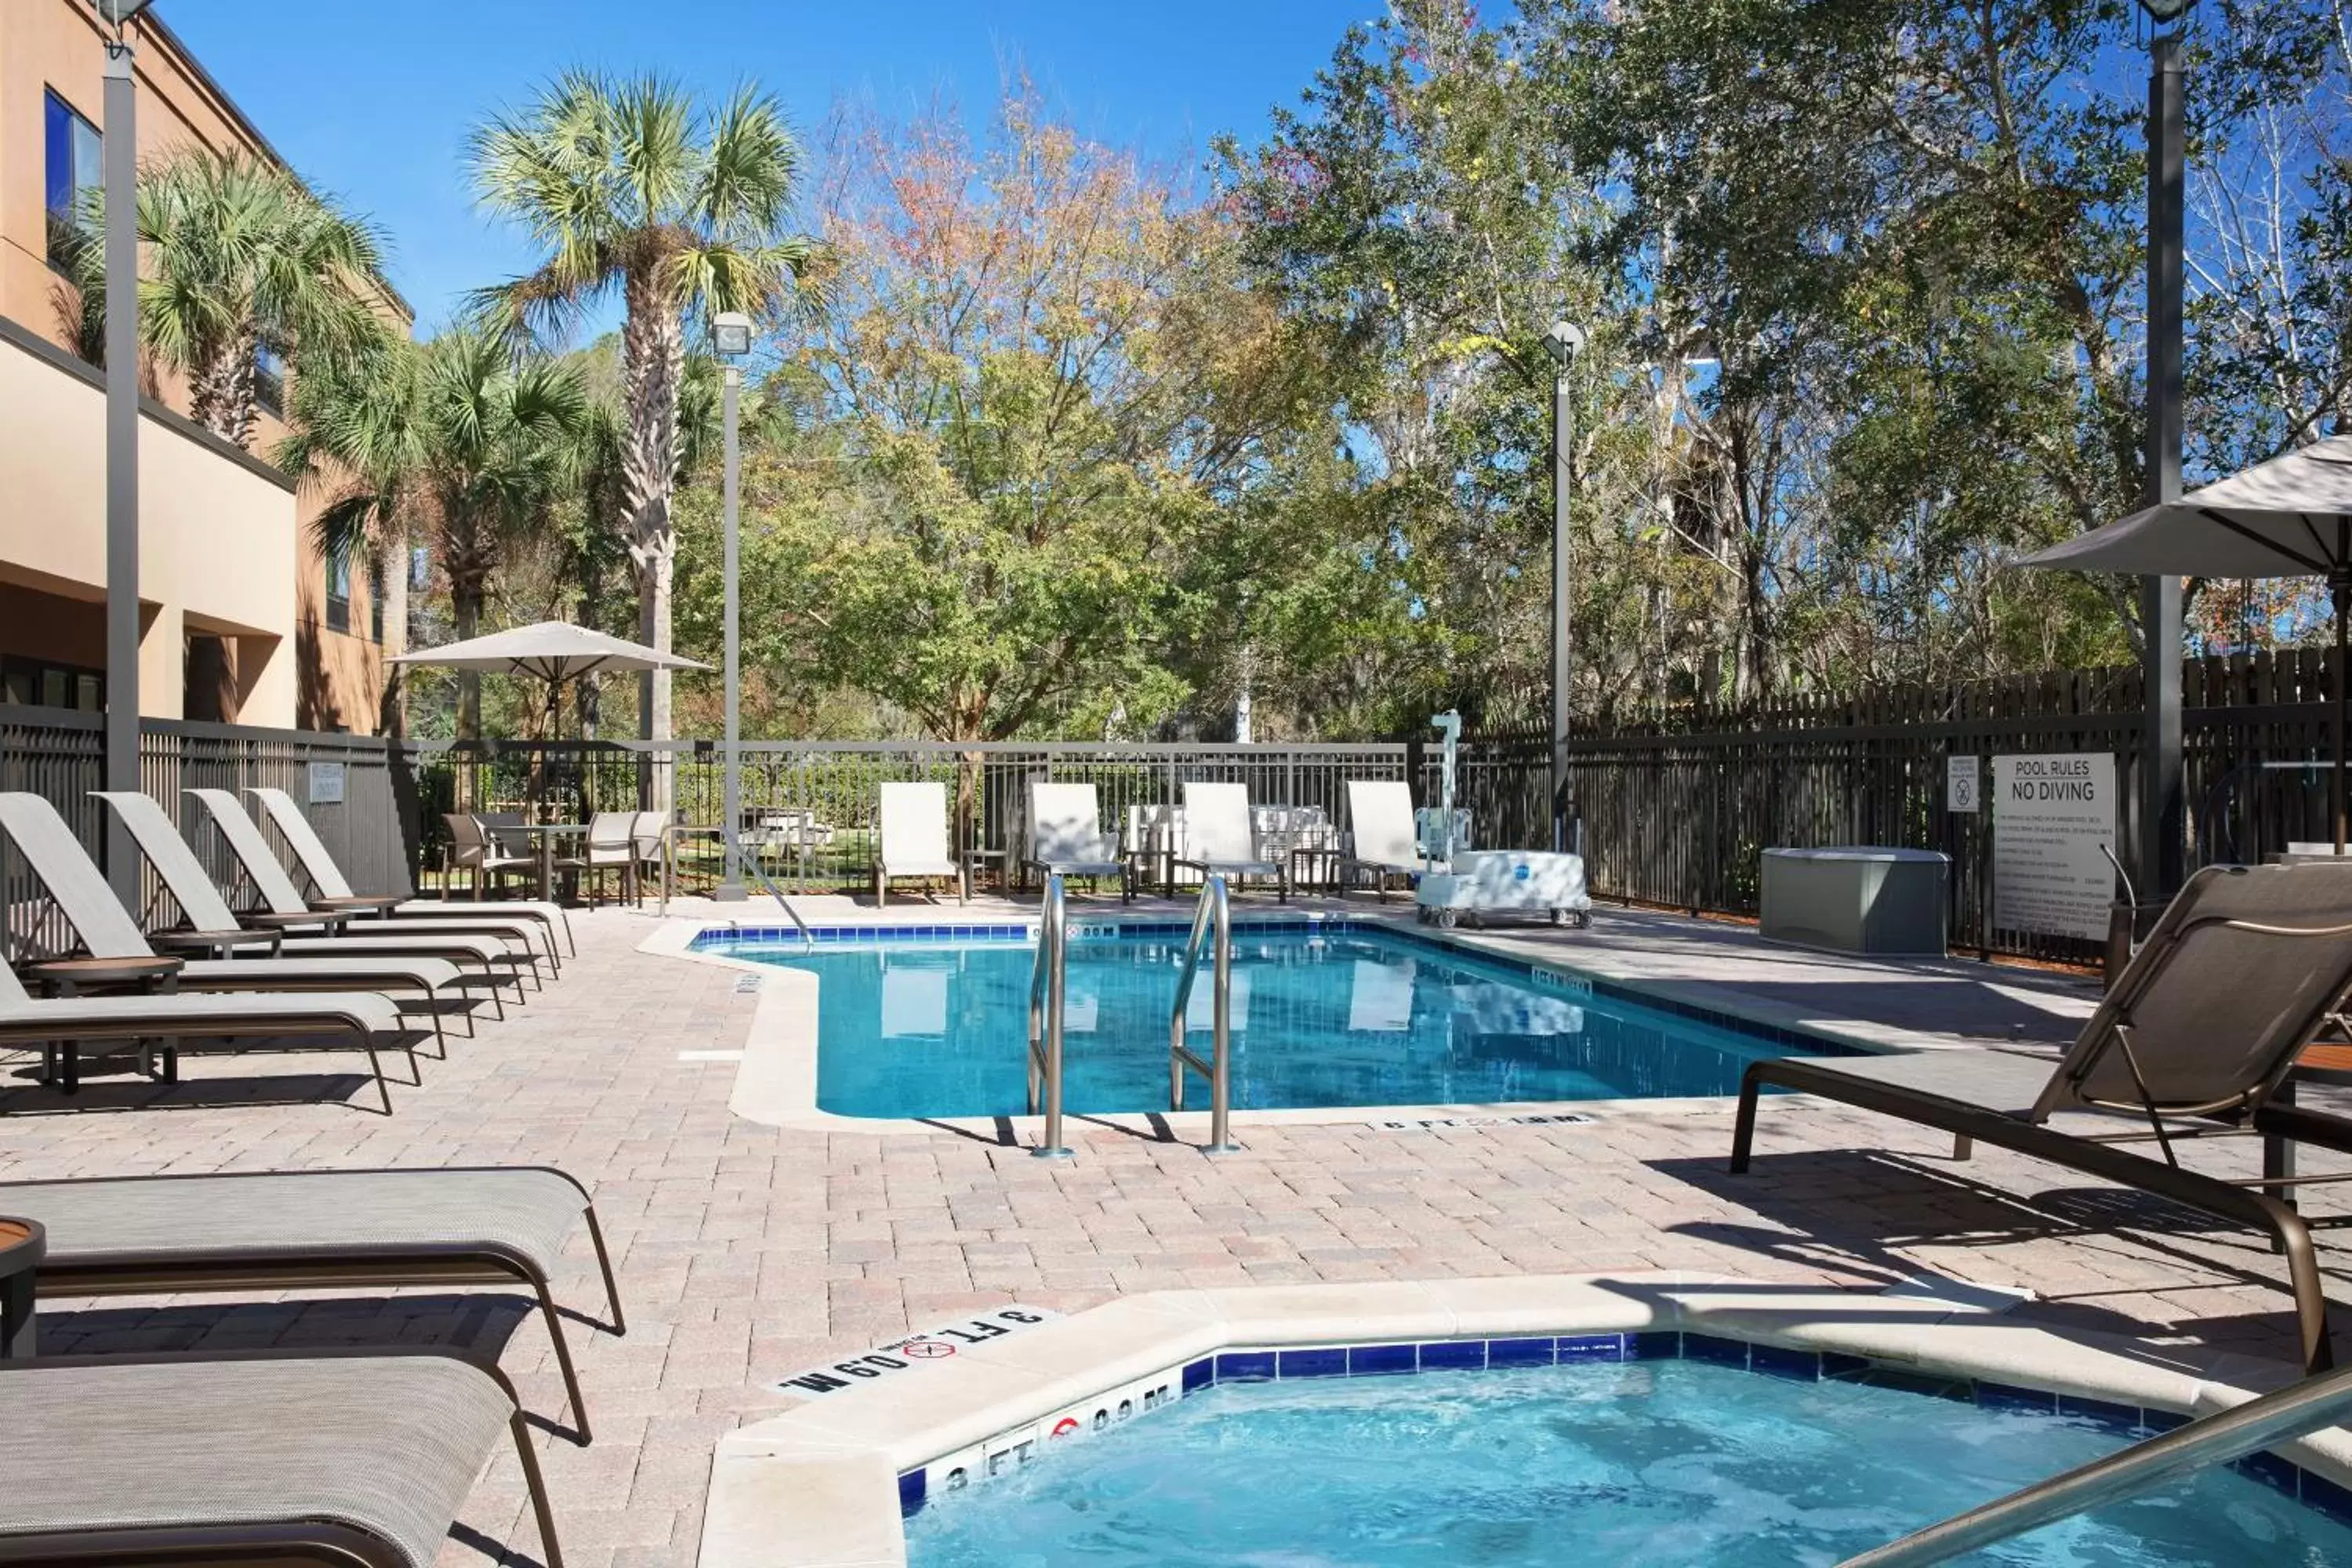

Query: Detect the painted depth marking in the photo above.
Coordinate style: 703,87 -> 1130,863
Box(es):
1366,1112 -> 1597,1132
773,1306 -> 1065,1396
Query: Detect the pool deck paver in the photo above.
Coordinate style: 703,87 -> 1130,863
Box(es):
0,896 -> 2347,1566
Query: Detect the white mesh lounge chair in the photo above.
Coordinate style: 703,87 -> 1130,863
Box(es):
876,782 -> 967,906
0,1348 -> 565,1568
185,790 -> 545,993
1175,782 -> 1287,902
1733,861 -> 2352,1375
0,942 -> 413,1112
5,1166 -> 623,1443
246,786 -> 572,963
1341,780 -> 1424,902
0,794 -> 469,1054
1023,782 -> 1131,902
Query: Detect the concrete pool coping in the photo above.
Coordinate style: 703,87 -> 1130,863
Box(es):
693,1271 -> 2349,1568
640,909 -> 2070,1137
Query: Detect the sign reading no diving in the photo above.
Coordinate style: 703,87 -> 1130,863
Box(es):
1992,753 -> 2116,942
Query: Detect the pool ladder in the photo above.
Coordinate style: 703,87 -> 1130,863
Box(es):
1837,1354 -> 2352,1565
1169,874 -> 1240,1153
1026,873 -> 1073,1159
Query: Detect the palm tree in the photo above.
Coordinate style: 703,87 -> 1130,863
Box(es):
278,329 -> 589,736
467,70 -> 818,746
60,147 -> 389,450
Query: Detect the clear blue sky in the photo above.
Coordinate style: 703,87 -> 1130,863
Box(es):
159,0 -> 1379,332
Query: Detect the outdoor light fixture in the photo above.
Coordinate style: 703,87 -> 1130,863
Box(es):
1541,320 -> 1585,370
2137,0 -> 2197,24
92,0 -> 158,24
711,311 -> 753,359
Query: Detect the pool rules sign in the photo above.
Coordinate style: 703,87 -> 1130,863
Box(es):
1992,753 -> 2117,941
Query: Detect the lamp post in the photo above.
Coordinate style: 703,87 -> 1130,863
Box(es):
710,311 -> 753,902
95,0 -> 154,908
1541,321 -> 1585,854
2140,0 -> 2194,898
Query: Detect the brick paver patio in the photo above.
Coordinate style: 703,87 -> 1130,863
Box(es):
2,903 -> 2347,1567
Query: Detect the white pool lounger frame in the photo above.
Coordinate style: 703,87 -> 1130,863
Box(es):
696,1272 -> 2352,1568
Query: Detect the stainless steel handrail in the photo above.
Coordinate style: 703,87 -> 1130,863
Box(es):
738,854 -> 815,948
1168,873 -> 1240,1153
1025,873 -> 1072,1160
1838,1358 -> 2352,1566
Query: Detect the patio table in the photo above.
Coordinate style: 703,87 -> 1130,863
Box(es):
520,822 -> 588,902
0,1215 -> 41,1357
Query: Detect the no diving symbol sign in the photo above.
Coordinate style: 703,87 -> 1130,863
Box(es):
901,1339 -> 957,1359
772,1306 -> 1062,1396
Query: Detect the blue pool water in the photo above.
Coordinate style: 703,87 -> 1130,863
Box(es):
718,925 -> 1852,1118
903,1360 -> 2352,1566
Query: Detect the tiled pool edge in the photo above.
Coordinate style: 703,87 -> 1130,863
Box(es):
694,1274 -> 2350,1568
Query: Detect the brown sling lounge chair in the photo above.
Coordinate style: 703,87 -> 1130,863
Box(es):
1730,860 -> 2352,1375
0,1348 -> 564,1567
3,1165 -> 623,1443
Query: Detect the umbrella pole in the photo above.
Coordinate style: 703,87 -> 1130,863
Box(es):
2336,578 -> 2350,856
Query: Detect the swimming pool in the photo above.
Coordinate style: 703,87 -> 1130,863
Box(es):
902,1356 -> 2352,1566
710,923 -> 1856,1118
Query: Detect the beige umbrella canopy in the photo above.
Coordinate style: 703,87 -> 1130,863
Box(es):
389,621 -> 709,685
2022,435 -> 2352,850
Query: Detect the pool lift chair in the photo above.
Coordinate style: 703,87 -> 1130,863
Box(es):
1410,710 -> 1594,930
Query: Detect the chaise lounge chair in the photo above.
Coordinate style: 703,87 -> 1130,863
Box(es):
1175,782 -> 1287,902
1730,860 -> 2352,1374
1023,782 -> 1131,902
875,782 -> 967,906
183,789 -> 545,994
0,1348 -> 564,1567
1341,779 -> 1425,901
5,1164 -> 622,1443
244,786 -> 570,967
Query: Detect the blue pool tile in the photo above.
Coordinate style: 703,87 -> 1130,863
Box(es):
1747,1343 -> 1819,1382
1557,1333 -> 1628,1364
2140,1407 -> 2191,1433
1214,1352 -> 1276,1384
1681,1334 -> 1751,1370
1416,1339 -> 1486,1371
1181,1358 -> 1215,1394
2055,1394 -> 2144,1436
1629,1331 -> 1680,1362
1976,1381 -> 2059,1415
898,1468 -> 926,1517
1277,1348 -> 1349,1380
2303,1469 -> 2352,1528
1820,1352 -> 1875,1381
1486,1337 -> 1556,1368
1348,1343 -> 1417,1377
2232,1450 -> 2302,1497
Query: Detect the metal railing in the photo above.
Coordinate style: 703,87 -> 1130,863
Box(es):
1838,1357 -> 2352,1566
1025,873 -> 1072,1159
1168,873 -> 1240,1153
735,851 -> 814,948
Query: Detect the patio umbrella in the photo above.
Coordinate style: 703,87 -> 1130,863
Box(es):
392,621 -> 710,813
2021,434 -> 2352,851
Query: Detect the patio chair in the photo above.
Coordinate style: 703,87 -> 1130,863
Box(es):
876,782 -> 967,906
1176,782 -> 1287,902
631,810 -> 669,894
443,811 -> 533,902
250,786 -> 572,961
0,1348 -> 564,1568
1341,779 -> 1424,902
1,792 -> 469,1042
1023,781 -> 1131,902
6,1164 -> 623,1443
185,790 -> 550,988
580,811 -> 639,907
1730,860 -> 2352,1375
0,934 -> 414,1111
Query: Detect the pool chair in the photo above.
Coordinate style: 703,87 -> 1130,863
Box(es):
0,791 -> 463,1047
1022,781 -> 1131,902
185,789 -> 550,989
1341,779 -> 1425,902
1730,860 -> 2352,1376
442,811 -> 535,902
247,786 -> 572,962
1176,782 -> 1287,902
578,811 -> 641,907
0,1348 -> 566,1567
876,782 -> 968,906
3,1165 -> 622,1443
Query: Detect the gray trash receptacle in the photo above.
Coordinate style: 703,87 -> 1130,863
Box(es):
1759,847 -> 1949,956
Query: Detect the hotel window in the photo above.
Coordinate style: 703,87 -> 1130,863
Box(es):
368,559 -> 384,644
326,549 -> 352,633
43,91 -> 102,265
255,343 -> 287,419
